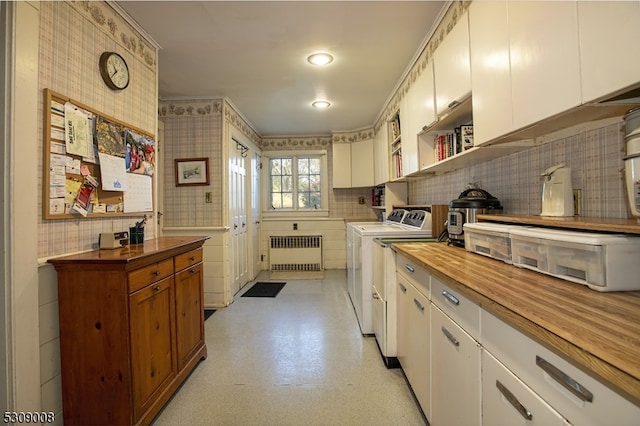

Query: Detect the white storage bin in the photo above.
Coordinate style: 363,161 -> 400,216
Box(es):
510,227 -> 640,291
463,223 -> 527,264
509,230 -> 549,273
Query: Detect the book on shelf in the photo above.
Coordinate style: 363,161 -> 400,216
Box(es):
461,124 -> 474,151
390,115 -> 401,141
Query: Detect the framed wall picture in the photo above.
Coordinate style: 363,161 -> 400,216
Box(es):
175,157 -> 210,186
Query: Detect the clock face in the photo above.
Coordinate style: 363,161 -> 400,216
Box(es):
99,52 -> 129,90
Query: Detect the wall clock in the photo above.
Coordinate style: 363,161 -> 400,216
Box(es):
99,52 -> 129,90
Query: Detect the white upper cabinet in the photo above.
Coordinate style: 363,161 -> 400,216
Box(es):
578,1 -> 640,103
373,126 -> 389,186
332,139 -> 374,189
434,10 -> 471,117
399,95 -> 419,176
332,142 -> 352,188
469,1 -> 512,146
508,1 -> 581,130
408,60 -> 437,134
350,138 -> 374,188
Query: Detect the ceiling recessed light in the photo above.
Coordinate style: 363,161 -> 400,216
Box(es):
312,100 -> 331,109
307,53 -> 334,66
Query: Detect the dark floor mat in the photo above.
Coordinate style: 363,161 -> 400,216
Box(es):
241,281 -> 286,298
204,309 -> 216,321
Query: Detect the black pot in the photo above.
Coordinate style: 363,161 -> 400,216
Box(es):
448,189 -> 503,245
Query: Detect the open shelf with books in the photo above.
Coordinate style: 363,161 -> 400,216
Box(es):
389,111 -> 403,180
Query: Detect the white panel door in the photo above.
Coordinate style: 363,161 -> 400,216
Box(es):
249,150 -> 261,279
229,138 -> 248,295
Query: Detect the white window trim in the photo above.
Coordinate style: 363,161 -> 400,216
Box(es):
261,150 -> 329,218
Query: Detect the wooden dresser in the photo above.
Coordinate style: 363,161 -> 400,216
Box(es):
48,236 -> 209,425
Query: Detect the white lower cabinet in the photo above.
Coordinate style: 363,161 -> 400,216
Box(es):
431,305 -> 482,426
482,309 -> 640,425
483,350 -> 571,426
395,257 -> 640,426
396,269 -> 431,419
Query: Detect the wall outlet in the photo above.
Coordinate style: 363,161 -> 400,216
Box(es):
293,223 -> 298,230
573,189 -> 582,216
358,196 -> 366,205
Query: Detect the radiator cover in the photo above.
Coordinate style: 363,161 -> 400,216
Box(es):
269,235 -> 323,271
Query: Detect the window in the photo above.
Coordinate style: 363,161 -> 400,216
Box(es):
264,152 -> 327,214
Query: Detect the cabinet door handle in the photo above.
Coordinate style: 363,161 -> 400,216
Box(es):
413,298 -> 424,312
536,355 -> 593,403
372,292 -> 379,300
442,290 -> 460,306
405,264 -> 415,273
441,326 -> 460,347
399,283 -> 407,293
189,268 -> 196,274
496,380 -> 532,421
153,285 -> 160,293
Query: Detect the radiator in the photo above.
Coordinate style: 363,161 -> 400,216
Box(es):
269,235 -> 323,271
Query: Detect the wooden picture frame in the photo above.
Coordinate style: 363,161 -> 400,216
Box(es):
175,158 -> 210,186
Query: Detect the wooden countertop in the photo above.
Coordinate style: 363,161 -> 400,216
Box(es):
392,242 -> 640,405
478,214 -> 640,234
48,236 -> 209,269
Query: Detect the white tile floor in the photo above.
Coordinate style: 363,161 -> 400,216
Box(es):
152,269 -> 426,425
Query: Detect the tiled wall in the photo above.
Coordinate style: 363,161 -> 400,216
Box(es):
37,1 -> 158,258
408,120 -> 629,219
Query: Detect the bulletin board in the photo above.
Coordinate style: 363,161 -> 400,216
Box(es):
43,88 -> 155,220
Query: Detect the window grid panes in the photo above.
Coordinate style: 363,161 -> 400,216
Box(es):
269,156 -> 322,210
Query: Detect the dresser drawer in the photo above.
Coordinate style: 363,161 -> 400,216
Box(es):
175,248 -> 203,272
431,275 -> 480,341
396,253 -> 430,299
128,258 -> 174,293
482,309 -> 640,425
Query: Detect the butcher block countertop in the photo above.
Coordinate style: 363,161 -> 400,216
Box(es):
392,242 -> 640,406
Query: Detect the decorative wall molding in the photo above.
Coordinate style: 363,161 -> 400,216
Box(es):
69,1 -> 158,69
260,136 -> 332,151
332,127 -> 375,144
375,0 -> 471,133
158,99 -> 223,117
223,99 -> 262,146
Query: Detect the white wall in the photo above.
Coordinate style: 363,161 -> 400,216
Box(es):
261,218 -> 347,270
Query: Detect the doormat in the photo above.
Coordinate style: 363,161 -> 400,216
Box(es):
241,282 -> 286,298
204,309 -> 216,321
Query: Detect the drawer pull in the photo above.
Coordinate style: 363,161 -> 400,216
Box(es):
441,326 -> 459,347
399,283 -> 407,293
152,270 -> 160,277
189,256 -> 195,261
405,264 -> 415,273
153,285 -> 160,293
536,355 -> 593,403
189,268 -> 196,274
413,298 -> 424,312
442,290 -> 460,306
448,99 -> 460,109
496,380 -> 532,421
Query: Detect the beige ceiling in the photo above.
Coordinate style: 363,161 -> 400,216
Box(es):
117,1 -> 448,136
